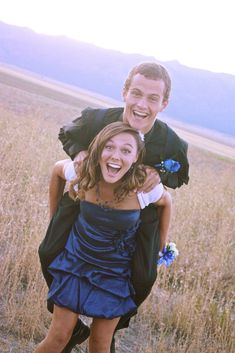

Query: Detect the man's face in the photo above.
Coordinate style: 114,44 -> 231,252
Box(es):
122,73 -> 168,134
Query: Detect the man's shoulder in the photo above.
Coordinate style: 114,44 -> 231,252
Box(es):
154,119 -> 177,136
80,106 -> 124,135
155,119 -> 186,144
151,119 -> 188,157
81,106 -> 123,120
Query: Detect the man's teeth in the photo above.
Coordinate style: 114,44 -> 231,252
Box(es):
133,111 -> 148,118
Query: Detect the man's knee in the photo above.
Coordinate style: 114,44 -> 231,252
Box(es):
132,270 -> 157,293
115,281 -> 156,332
38,242 -> 47,263
133,280 -> 156,306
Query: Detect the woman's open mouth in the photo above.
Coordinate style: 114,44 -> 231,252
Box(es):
107,163 -> 121,175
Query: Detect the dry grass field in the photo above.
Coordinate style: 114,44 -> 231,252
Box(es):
0,73 -> 235,353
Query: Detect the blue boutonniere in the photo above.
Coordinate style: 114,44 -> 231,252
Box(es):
157,242 -> 179,267
155,159 -> 181,173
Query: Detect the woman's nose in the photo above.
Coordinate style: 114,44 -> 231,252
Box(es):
110,149 -> 120,160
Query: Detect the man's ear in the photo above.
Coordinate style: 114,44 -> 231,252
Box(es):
160,100 -> 169,112
122,88 -> 127,102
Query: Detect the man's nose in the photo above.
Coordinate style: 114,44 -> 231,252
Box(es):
136,97 -> 148,109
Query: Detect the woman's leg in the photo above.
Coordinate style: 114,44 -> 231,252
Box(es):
35,305 -> 78,353
89,317 -> 120,353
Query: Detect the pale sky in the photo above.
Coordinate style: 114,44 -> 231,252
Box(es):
1,0 -> 235,76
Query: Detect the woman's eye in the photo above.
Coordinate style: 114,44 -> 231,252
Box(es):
105,145 -> 113,150
122,149 -> 131,154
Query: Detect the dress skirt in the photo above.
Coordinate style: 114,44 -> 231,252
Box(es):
48,201 -> 140,319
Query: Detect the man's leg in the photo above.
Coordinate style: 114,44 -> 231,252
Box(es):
62,319 -> 90,353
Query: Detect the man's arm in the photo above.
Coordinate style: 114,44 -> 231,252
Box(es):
160,128 -> 189,189
59,107 -> 124,160
50,108 -> 106,218
59,108 -> 98,159
51,108 -> 97,217
138,166 -> 161,193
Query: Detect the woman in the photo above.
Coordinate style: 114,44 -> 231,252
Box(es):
35,122 -> 172,353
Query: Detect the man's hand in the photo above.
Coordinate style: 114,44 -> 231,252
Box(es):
74,150 -> 88,165
73,150 -> 88,175
138,166 -> 161,193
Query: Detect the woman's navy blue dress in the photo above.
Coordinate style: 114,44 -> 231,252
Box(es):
48,201 -> 140,319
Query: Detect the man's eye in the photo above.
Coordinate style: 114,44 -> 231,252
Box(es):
149,96 -> 159,102
131,91 -> 141,97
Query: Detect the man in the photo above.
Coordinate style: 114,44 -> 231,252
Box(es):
39,62 -> 189,353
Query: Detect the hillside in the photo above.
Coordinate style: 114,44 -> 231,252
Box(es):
1,64 -> 235,161
0,69 -> 234,352
1,20 -> 235,138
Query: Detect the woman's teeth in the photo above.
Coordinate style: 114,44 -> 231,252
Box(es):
107,163 -> 121,174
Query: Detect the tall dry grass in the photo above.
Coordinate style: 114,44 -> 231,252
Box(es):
0,107 -> 66,346
135,147 -> 235,353
0,87 -> 234,352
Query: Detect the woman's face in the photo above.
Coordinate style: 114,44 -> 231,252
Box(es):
99,132 -> 138,184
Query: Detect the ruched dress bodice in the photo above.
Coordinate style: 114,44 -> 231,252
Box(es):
48,201 -> 140,318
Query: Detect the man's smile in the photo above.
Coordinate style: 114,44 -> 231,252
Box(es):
133,110 -> 148,119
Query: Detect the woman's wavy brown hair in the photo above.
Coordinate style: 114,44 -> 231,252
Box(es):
69,121 -> 146,202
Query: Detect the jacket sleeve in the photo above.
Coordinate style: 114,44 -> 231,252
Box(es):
160,132 -> 189,189
58,108 -> 97,159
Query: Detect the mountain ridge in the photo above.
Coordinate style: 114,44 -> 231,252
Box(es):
1,62 -> 235,161
1,20 -> 235,138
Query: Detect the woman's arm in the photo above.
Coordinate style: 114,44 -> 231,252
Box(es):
48,159 -> 71,220
154,190 -> 172,252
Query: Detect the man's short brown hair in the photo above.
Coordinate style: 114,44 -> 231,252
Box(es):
123,62 -> 171,102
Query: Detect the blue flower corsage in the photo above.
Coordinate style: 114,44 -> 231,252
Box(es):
157,242 -> 179,267
155,159 -> 181,173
